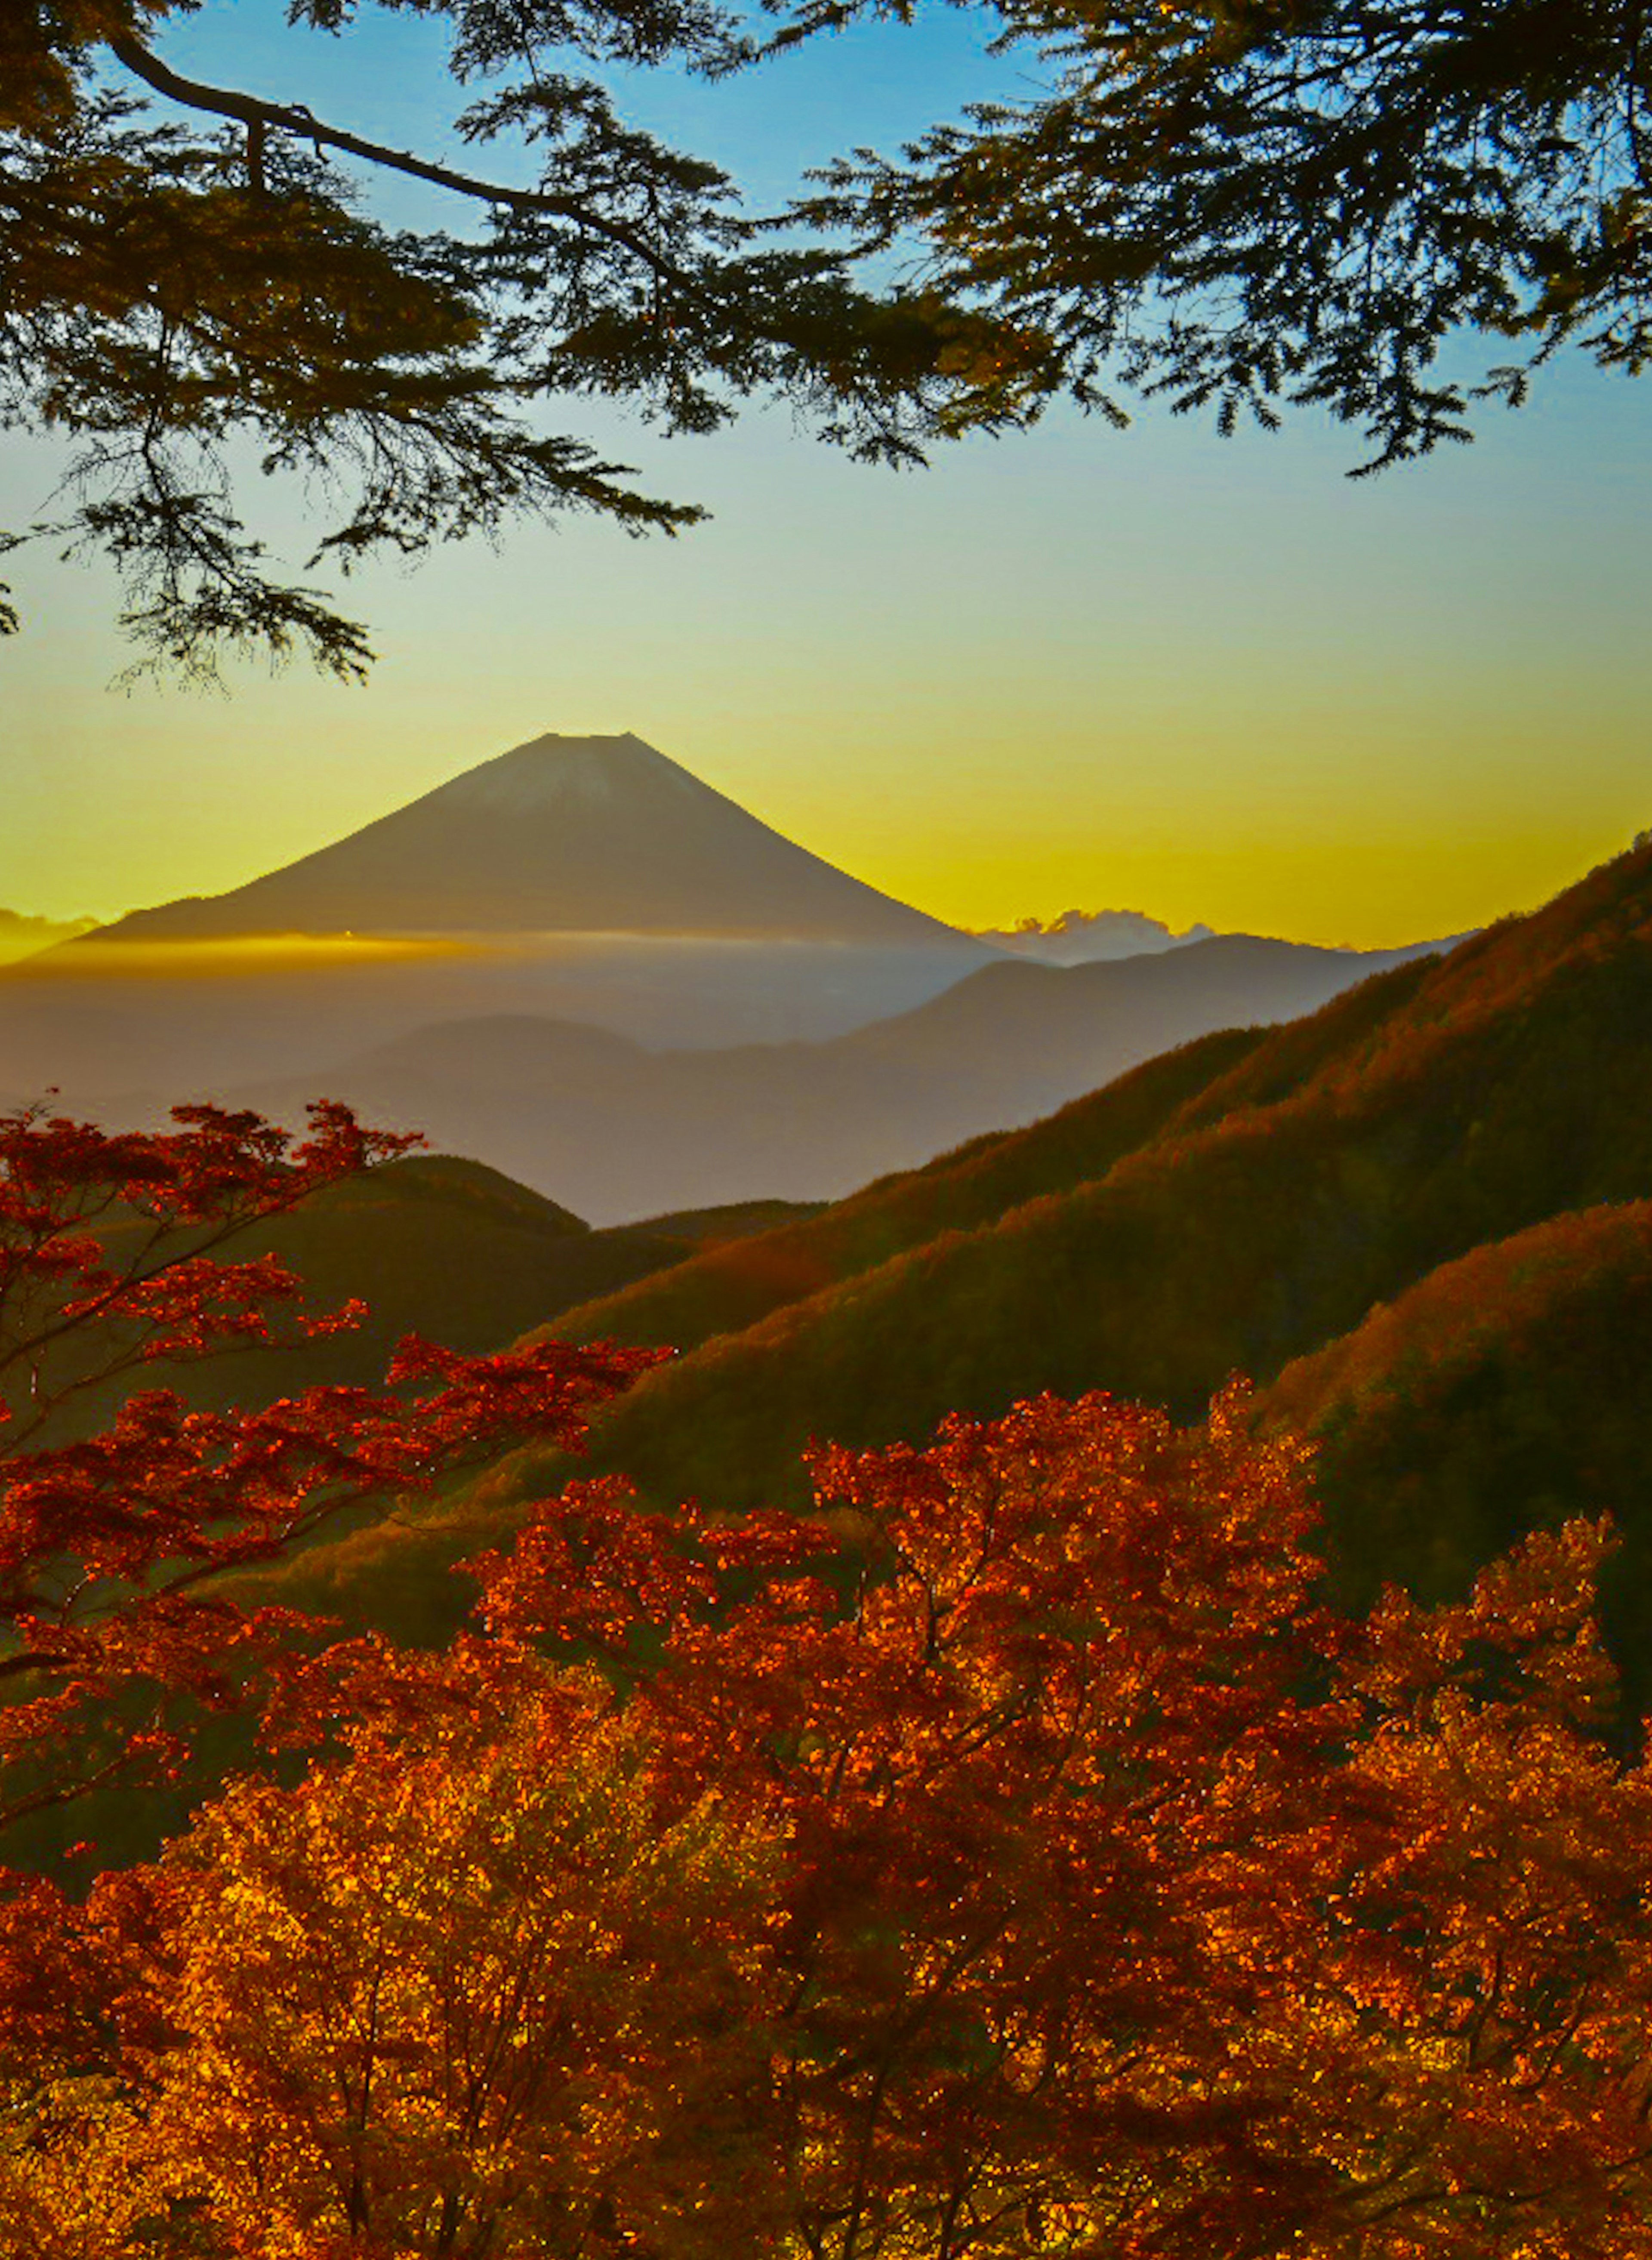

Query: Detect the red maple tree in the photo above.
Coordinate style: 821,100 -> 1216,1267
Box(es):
3,1386 -> 1637,2258
6,1102 -> 1651,2256
0,1099 -> 660,1841
463,1390 -> 1652,2259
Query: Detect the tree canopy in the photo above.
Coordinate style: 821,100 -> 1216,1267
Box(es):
0,0 -> 1040,682
810,0 -> 1652,472
10,1381 -> 1652,2255
6,1090 -> 1652,2254
0,1097 -> 657,1847
5,0 -> 1648,680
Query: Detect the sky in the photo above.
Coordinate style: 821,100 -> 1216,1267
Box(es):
2,2 -> 1649,949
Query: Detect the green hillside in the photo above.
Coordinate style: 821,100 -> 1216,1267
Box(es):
525,846 -> 1650,1503
630,1197 -> 829,1244
536,1024 -> 1276,1354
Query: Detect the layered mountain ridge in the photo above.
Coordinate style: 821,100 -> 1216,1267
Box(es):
229,931 -> 1445,1220
218,832 -> 1652,1689
3,729 -> 1447,1199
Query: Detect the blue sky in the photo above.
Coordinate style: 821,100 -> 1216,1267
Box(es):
2,0 -> 1648,944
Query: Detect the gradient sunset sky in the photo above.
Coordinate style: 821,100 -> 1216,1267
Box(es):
3,1 -> 1648,948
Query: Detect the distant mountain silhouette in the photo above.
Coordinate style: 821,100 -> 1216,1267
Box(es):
0,733 -> 998,1083
91,732 -> 974,946
228,933 -> 1449,1221
974,909 -> 1217,963
0,907 -> 99,967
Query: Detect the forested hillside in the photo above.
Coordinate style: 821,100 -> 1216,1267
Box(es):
1255,1199 -> 1652,1710
530,841 -> 1652,1492
247,838 -> 1652,1652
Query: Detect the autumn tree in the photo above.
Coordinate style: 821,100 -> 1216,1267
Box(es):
1,1677 -> 775,2260
496,1390 -> 1652,2260
806,0 -> 1652,470
0,1096 -> 677,2260
0,0 -> 1041,680
20,1384 -> 1652,2258
101,1680 -> 778,2258
0,1098 -> 660,1845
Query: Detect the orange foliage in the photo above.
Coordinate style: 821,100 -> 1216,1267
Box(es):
10,1070 -> 1652,2255
10,1387 -> 1652,2257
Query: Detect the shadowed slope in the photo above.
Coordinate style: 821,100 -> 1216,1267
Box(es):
534,1026 -> 1274,1354
1255,1200 -> 1652,1711
39,1155 -> 690,1439
509,843 -> 1652,1514
233,841 -> 1652,1646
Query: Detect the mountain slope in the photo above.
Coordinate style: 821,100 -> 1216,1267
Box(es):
38,1154 -> 698,1439
1254,1199 -> 1652,1711
0,733 -> 1005,1087
533,948 -> 1440,1353
88,733 -> 979,946
0,908 -> 98,966
531,1025 -> 1276,1355
492,841 -> 1652,1515
228,840 -> 1652,1650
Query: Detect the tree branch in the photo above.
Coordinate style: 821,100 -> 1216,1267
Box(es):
105,34 -> 690,282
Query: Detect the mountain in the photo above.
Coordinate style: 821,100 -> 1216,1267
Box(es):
222,834 -> 1652,1655
0,908 -> 99,967
1252,1199 -> 1652,1711
509,839 -> 1648,1518
973,909 -> 1217,963
519,1023 -> 1273,1355
0,734 -> 998,1082
822,932 -> 1454,1115
89,732 -> 972,946
31,1154 -> 668,1439
1,733 -> 1454,1154
34,1153 -> 827,1443
226,933 -> 1446,1221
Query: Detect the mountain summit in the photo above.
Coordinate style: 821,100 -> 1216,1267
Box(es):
96,734 -> 972,947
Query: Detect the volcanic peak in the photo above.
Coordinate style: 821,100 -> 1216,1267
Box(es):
83,732 -> 980,949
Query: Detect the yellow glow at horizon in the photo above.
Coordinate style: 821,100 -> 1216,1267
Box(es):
4,361 -> 1648,953
866,831 -> 1626,950
20,933 -> 498,979
4,693 -> 1645,953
